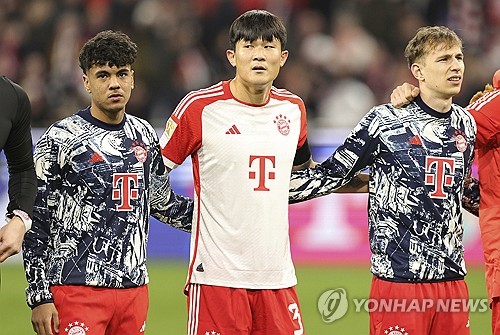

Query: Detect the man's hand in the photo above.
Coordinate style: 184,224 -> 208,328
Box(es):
0,216 -> 26,262
32,303 -> 60,335
390,83 -> 420,108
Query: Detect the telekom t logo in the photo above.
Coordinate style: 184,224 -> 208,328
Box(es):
249,155 -> 276,191
112,173 -> 139,211
425,156 -> 455,199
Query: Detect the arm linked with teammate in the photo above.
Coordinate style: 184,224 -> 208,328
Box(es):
390,82 -> 420,108
289,107 -> 381,203
149,145 -> 193,232
462,174 -> 480,217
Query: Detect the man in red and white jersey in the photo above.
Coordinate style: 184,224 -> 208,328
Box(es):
464,70 -> 500,334
159,9 -> 366,335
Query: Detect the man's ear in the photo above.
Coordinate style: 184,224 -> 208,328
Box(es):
280,50 -> 289,67
226,49 -> 236,67
410,63 -> 424,81
83,75 -> 91,93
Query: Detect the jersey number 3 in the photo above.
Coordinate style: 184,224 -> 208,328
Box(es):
288,303 -> 304,335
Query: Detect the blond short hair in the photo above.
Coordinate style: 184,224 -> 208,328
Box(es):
404,26 -> 462,68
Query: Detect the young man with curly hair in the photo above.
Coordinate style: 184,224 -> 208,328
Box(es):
23,30 -> 193,335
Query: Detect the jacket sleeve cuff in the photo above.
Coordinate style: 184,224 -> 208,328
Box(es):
27,289 -> 54,309
29,298 -> 55,310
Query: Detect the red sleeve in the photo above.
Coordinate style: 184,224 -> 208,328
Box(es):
159,102 -> 202,169
291,98 -> 312,166
468,92 -> 500,149
471,110 -> 500,149
298,99 -> 308,150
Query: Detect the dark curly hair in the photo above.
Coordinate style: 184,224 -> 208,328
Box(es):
79,30 -> 137,74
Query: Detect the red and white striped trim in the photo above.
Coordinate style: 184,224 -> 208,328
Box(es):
468,90 -> 500,112
188,283 -> 201,335
173,83 -> 225,119
271,86 -> 300,99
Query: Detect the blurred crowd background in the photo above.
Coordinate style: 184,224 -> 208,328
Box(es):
1,0 -> 499,130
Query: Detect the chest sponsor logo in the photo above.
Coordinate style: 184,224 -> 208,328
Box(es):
425,156 -> 455,199
249,155 -> 276,191
274,114 -> 290,136
112,173 -> 140,211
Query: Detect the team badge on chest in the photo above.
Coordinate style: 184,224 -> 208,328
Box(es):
274,114 -> 290,136
131,141 -> 148,163
452,130 -> 468,153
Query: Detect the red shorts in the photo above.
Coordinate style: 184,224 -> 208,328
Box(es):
369,277 -> 470,335
492,297 -> 500,334
186,284 -> 305,335
51,285 -> 148,335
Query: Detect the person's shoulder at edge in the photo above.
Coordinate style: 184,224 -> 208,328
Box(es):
270,85 -> 304,102
0,75 -> 14,87
367,101 -> 411,119
452,102 -> 477,121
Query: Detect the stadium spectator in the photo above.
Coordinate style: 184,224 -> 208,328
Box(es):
289,26 -> 478,335
22,30 -> 193,335
0,76 -> 36,263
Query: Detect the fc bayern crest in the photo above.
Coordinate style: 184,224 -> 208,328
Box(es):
274,114 -> 290,136
453,130 -> 468,152
65,321 -> 89,335
131,141 -> 148,163
455,135 -> 467,152
383,325 -> 408,335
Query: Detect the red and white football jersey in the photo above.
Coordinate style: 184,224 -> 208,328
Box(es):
160,80 -> 308,289
467,89 -> 500,302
